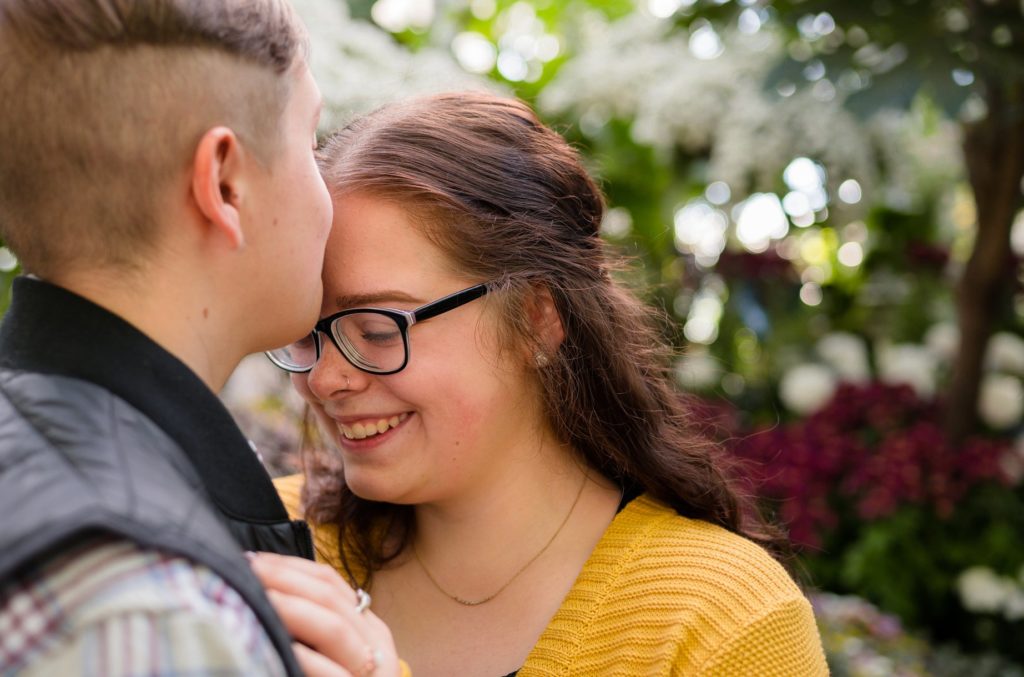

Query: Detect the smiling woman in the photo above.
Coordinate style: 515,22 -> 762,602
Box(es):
267,92 -> 828,677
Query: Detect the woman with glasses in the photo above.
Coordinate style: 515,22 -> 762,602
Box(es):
256,92 -> 828,676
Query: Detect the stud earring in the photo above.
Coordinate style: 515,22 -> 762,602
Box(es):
534,352 -> 550,368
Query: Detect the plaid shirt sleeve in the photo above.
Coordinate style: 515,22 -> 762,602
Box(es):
0,535 -> 287,677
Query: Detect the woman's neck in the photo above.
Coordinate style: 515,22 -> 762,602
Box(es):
406,441 -> 618,602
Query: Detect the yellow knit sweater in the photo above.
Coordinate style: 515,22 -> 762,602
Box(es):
276,475 -> 829,676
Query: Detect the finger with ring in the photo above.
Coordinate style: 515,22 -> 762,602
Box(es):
354,588 -> 372,614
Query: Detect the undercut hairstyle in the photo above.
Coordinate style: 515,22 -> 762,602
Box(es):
306,92 -> 789,588
0,0 -> 306,276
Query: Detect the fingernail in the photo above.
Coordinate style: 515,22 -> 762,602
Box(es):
244,551 -> 259,562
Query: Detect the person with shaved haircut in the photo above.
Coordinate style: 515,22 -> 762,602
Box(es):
0,1 -> 398,674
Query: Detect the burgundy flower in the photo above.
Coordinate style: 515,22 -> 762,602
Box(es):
726,382 -> 1014,549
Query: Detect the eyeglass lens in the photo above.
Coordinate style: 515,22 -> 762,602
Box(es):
267,311 -> 406,374
270,333 -> 318,371
333,313 -> 405,373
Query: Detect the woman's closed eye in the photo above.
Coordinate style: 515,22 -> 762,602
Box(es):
360,329 -> 402,346
346,316 -> 403,347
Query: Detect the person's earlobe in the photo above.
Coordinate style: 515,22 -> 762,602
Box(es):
191,126 -> 246,250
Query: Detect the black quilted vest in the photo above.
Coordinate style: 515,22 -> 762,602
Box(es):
0,277 -> 312,676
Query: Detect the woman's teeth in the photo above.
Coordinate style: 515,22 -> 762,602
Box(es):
341,413 -> 409,440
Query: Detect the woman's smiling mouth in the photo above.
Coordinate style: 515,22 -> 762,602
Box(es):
339,412 -> 410,440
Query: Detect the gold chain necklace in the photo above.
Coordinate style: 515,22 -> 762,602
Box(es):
412,473 -> 588,607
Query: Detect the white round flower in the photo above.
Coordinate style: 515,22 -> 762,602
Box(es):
1005,589 -> 1024,621
986,332 -> 1024,375
675,350 -> 722,391
816,332 -> 870,383
978,374 -> 1024,430
924,322 -> 959,362
957,567 -> 1013,614
876,343 -> 937,399
779,363 -> 837,416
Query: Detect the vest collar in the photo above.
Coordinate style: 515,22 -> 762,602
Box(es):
0,276 -> 290,523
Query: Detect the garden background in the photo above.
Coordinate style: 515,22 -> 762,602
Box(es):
3,1 -> 1023,674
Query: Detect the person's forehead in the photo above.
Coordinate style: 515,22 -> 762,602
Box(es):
322,196 -> 462,302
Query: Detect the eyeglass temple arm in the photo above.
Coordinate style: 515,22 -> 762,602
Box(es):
411,284 -> 489,324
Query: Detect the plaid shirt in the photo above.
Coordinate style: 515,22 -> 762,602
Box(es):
0,535 -> 286,676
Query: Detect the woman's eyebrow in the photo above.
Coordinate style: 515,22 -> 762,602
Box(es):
333,290 -> 425,308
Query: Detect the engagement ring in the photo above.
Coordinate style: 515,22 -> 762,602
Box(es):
354,588 -> 371,614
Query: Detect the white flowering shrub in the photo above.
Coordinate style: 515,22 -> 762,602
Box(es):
924,322 -> 960,362
539,14 -> 879,207
985,331 -> 1024,376
816,331 -> 870,384
978,374 -> 1024,430
291,0 -> 493,130
674,348 -> 722,391
875,342 -> 939,399
957,566 -> 1024,622
778,363 -> 837,415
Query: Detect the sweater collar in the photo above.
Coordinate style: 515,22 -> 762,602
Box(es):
0,275 -> 289,523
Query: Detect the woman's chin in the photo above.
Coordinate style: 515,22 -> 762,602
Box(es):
344,473 -> 408,504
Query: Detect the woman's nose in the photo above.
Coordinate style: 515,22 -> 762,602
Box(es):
305,336 -> 367,400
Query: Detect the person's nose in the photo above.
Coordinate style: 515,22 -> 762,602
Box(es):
305,334 -> 369,400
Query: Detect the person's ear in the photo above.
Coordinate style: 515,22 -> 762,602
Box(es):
190,126 -> 247,250
527,285 -> 565,360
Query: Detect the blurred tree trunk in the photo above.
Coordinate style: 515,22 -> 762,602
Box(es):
947,79 -> 1024,444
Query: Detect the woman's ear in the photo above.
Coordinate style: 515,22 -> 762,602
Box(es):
190,126 -> 246,250
527,285 -> 565,358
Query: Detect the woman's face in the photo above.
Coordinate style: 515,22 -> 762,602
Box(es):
293,193 -> 538,504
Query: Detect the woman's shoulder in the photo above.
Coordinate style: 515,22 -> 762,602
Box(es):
565,494 -> 826,674
612,494 -> 801,602
274,473 -> 305,520
273,473 -> 344,570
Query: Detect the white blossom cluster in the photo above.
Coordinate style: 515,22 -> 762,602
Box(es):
537,13 -> 876,209
868,111 -> 963,213
291,0 -> 493,131
538,10 -> 968,228
957,565 -> 1024,621
777,328 -> 1024,433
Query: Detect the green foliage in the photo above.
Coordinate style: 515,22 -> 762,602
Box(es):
0,271 -> 15,315
817,483 -> 1024,660
0,237 -> 15,315
689,0 -> 1024,119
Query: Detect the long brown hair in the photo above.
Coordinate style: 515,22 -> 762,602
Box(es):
306,92 -> 786,587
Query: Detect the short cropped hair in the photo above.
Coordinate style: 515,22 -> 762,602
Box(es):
0,0 -> 306,275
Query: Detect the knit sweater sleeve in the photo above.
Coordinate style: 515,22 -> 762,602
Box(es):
692,594 -> 828,676
275,473 -> 304,520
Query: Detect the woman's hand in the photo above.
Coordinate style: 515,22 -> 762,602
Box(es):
248,551 -> 401,677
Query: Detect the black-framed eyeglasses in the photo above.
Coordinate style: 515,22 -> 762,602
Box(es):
266,282 -> 491,375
